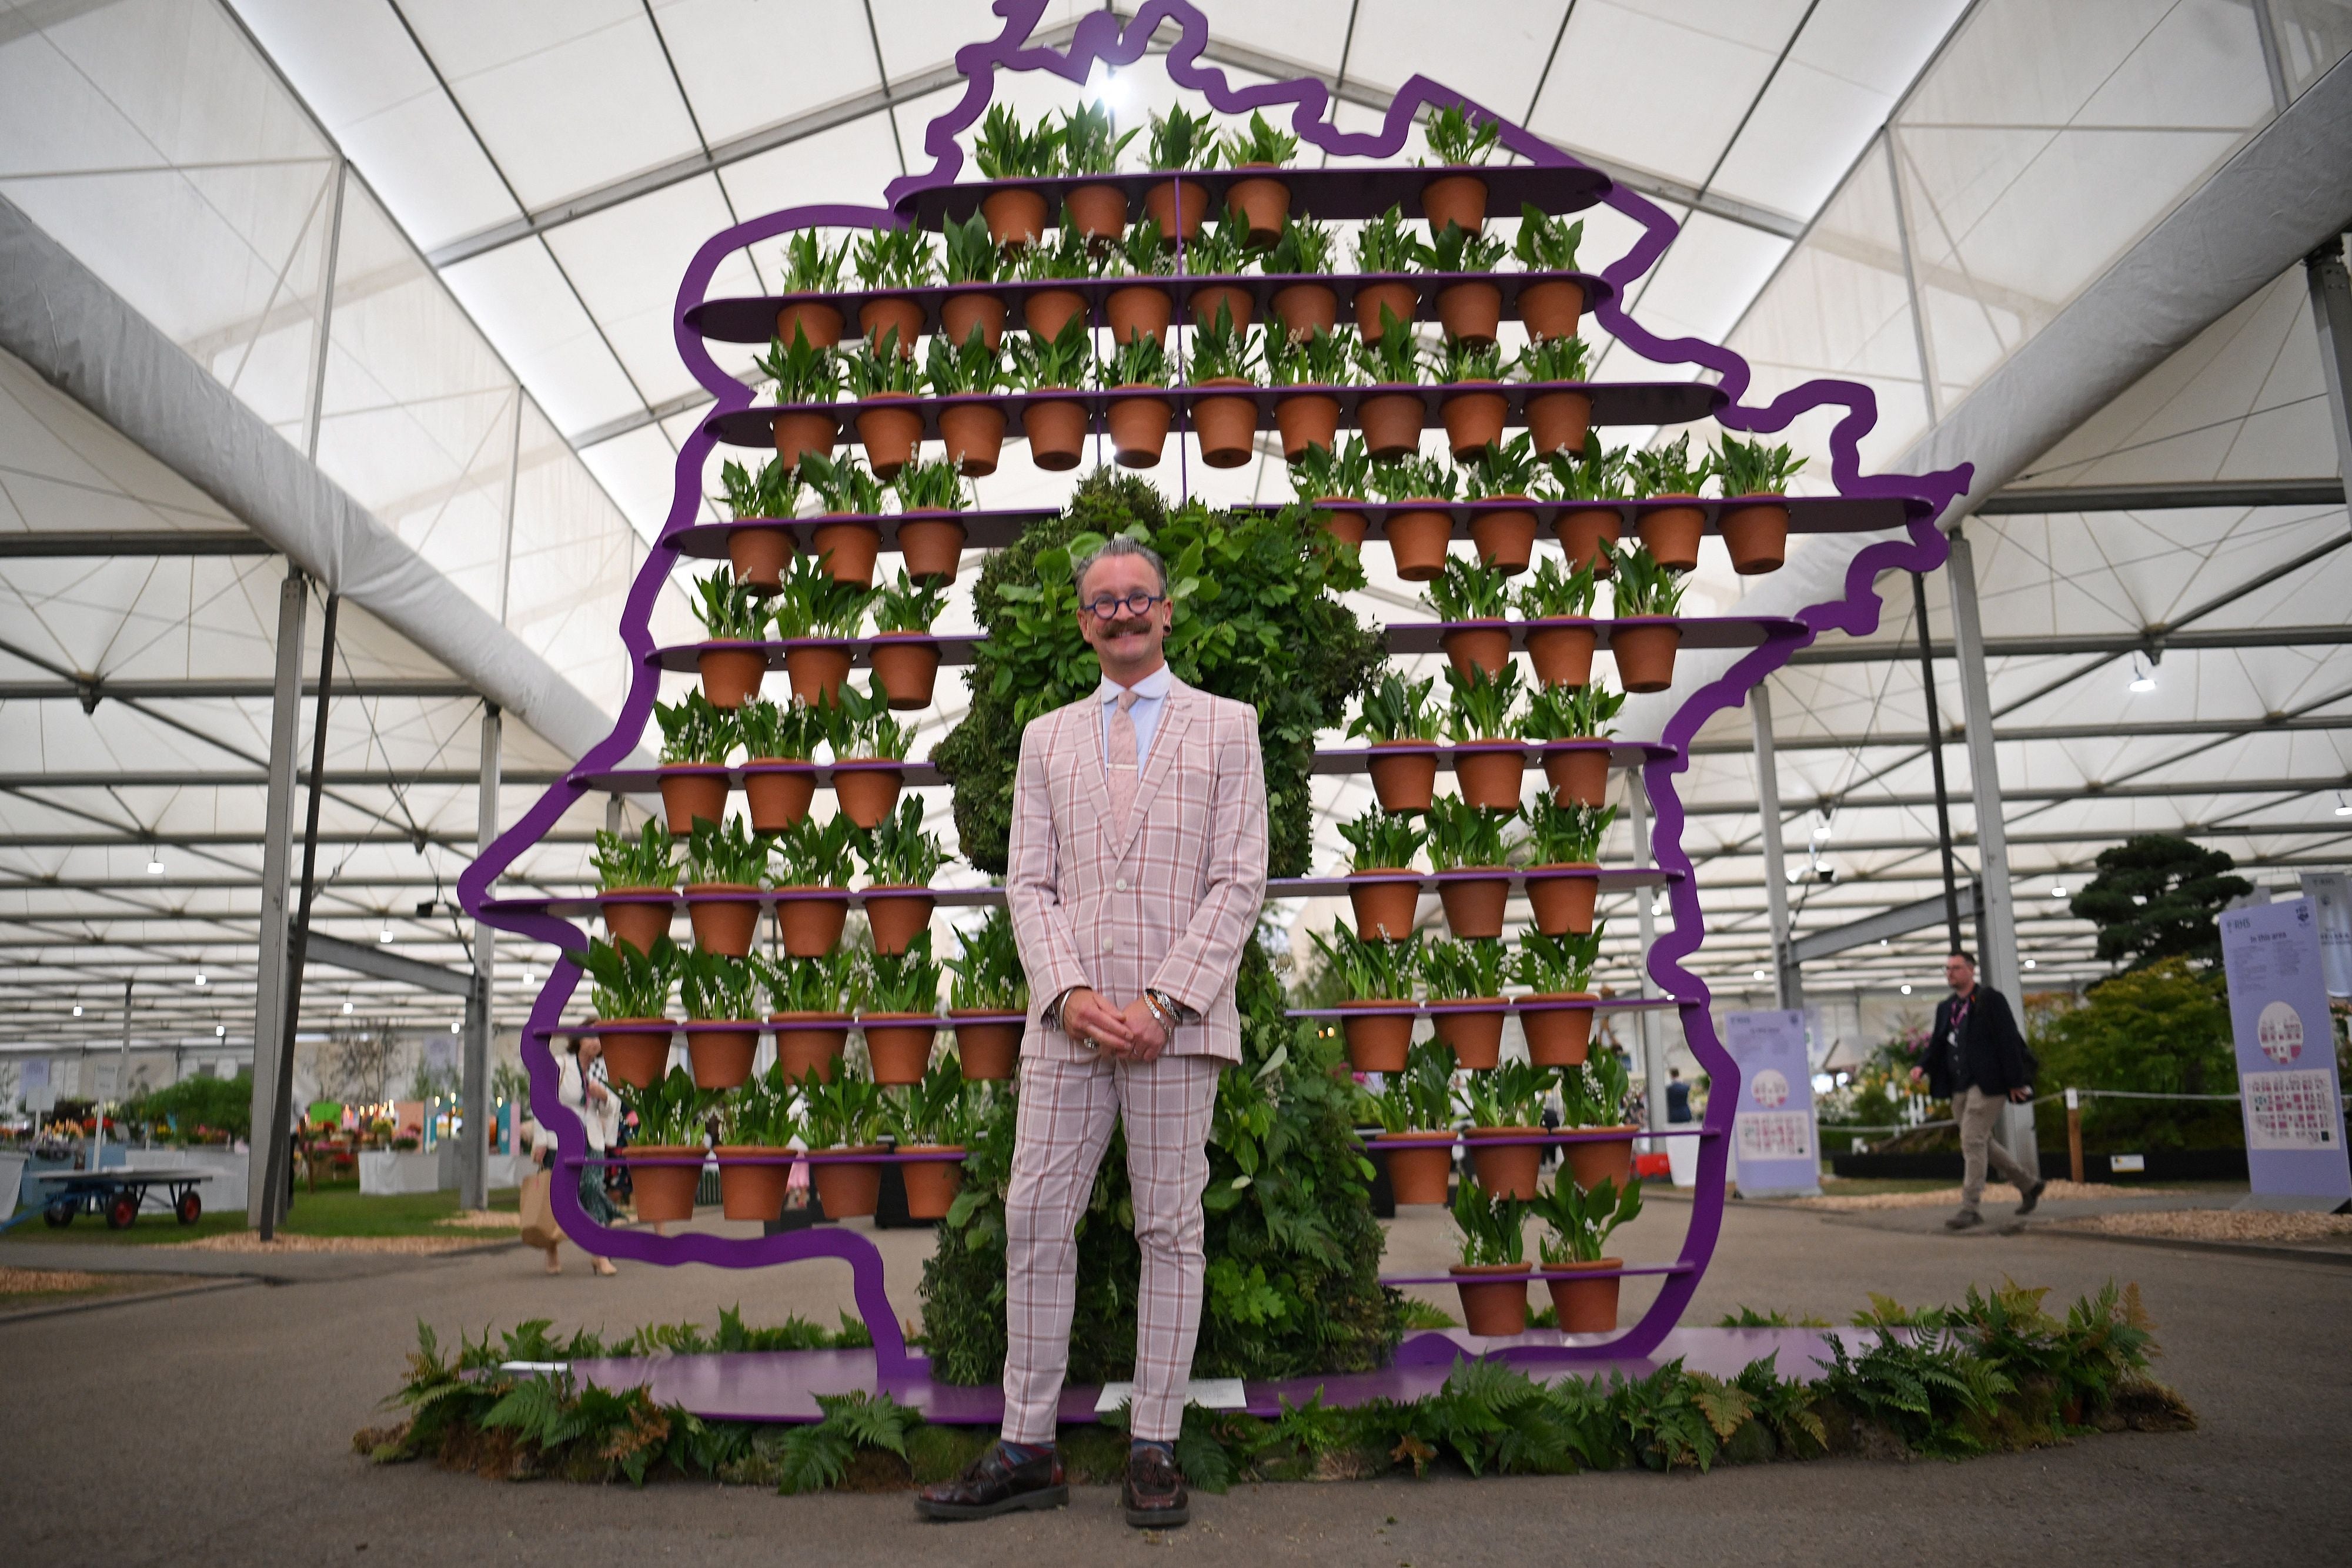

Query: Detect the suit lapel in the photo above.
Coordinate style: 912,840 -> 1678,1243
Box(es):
1111,678 -> 1196,865
1064,696 -> 1115,831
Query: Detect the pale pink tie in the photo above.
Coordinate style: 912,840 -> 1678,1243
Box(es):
1105,690 -> 1140,834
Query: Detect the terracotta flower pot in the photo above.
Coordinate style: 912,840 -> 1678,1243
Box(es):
1422,173 -> 1489,234
1441,386 -> 1508,458
950,1013 -> 1021,1080
1526,390 -> 1593,457
776,300 -> 843,350
784,641 -> 853,706
625,1147 -> 701,1223
1518,279 -> 1586,343
1348,872 -> 1422,941
939,290 -> 1006,352
833,762 -> 905,828
770,1012 -> 849,1081
981,187 -> 1048,249
898,1147 -> 965,1218
870,634 -> 940,710
810,1149 -> 881,1218
600,895 -> 674,957
854,396 -> 924,479
1453,745 -> 1525,811
743,762 -> 816,833
776,891 -> 850,957
1637,500 -> 1706,571
1338,1002 -> 1414,1073
811,519 -> 881,586
1377,1131 -> 1458,1206
1556,507 -> 1622,573
897,516 -> 967,583
858,297 -> 924,356
1563,1129 -> 1639,1192
1720,499 -> 1790,575
685,884 -> 761,957
1611,620 -> 1682,694
1367,742 -> 1439,813
1525,621 -> 1597,688
727,525 -> 793,593
1438,872 -> 1509,939
1108,390 -> 1172,469
686,1024 -> 759,1089
1142,178 -> 1206,243
1471,502 -> 1538,575
862,1015 -> 938,1085
1543,744 -> 1612,809
1063,182 -> 1128,242
1519,994 -> 1596,1068
1451,1262 -> 1531,1336
697,644 -> 767,709
1466,1126 -> 1542,1198
1021,287 -> 1087,343
1187,283 -> 1254,332
1190,380 -> 1259,468
1433,1002 -> 1505,1069
939,402 -> 1007,477
597,1021 -> 674,1088
1270,282 -> 1338,339
716,1148 -> 791,1222
772,410 -> 839,471
1275,392 -> 1341,459
1023,397 -> 1090,470
1436,280 -> 1502,345
1315,502 -> 1369,551
658,765 -> 730,835
863,885 -> 936,955
1385,504 -> 1452,580
1224,170 -> 1290,245
1357,391 -> 1425,462
1526,865 -> 1601,936
1105,285 -> 1171,346
1353,280 -> 1419,342
1547,1259 -> 1624,1333
1439,624 -> 1512,678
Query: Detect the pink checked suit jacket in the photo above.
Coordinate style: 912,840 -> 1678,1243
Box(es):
1005,674 -> 1268,1064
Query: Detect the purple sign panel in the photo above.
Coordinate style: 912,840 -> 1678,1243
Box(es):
2219,897 -> 2352,1203
1725,1009 -> 1820,1198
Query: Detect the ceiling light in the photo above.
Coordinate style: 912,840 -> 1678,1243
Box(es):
1900,983 -> 1913,995
2050,882 -> 2067,900
2129,655 -> 2156,693
523,965 -> 537,988
72,1003 -> 83,1017
193,971 -> 206,987
215,1024 -> 226,1038
450,1021 -> 462,1034
2024,958 -> 2037,969
342,999 -> 353,1015
379,920 -> 395,944
146,851 -> 165,875
1752,969 -> 1767,981
1878,937 -> 1889,948
2336,792 -> 2352,818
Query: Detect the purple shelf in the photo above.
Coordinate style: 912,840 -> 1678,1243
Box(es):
1310,740 -> 1666,775
662,509 -> 1054,561
1385,615 -> 1806,656
1295,998 -> 1678,1019
570,763 -> 944,790
1277,868 -> 1680,897
1255,494 -> 1925,535
890,164 -> 1613,230
1381,1262 -> 1697,1286
647,636 -> 981,673
482,886 -> 999,920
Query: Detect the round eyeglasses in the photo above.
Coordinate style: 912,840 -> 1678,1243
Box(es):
1081,591 -> 1167,620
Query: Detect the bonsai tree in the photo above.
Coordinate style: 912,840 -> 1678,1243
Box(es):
680,947 -> 762,1022
1362,1039 -> 1461,1135
1425,556 -> 1512,624
1290,434 -> 1373,498
656,691 -> 739,767
861,796 -> 948,888
2068,834 -> 2254,971
1513,556 -> 1599,621
620,1066 -> 714,1149
1514,205 -> 1583,272
1464,1059 -> 1553,1130
1347,672 -> 1444,745
1308,924 -> 1422,1003
1442,662 -> 1523,743
1423,937 -> 1509,1005
1424,795 -> 1515,872
570,935 -> 679,1019
690,571 -> 770,643
1713,434 -> 1806,497
755,325 -> 838,406
1519,797 -> 1616,866
684,817 -> 776,889
716,456 -> 800,520
1532,1173 -> 1642,1265
1522,681 -> 1625,743
1514,928 -> 1602,994
1559,1048 -> 1633,1128
1337,805 -> 1428,872
592,823 -> 676,892
944,907 -> 1028,1014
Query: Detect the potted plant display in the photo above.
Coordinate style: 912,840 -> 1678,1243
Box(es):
1338,805 -> 1427,941
714,1060 -> 798,1222
889,454 -> 969,584
829,678 -> 915,828
774,230 -> 850,349
736,697 -> 820,833
1607,541 -> 1687,693
761,950 -> 860,1082
756,325 -> 840,470
860,796 -> 945,956
1423,936 -> 1509,1071
1009,313 -> 1094,472
679,945 -> 762,1089
1262,215 -> 1338,337
1347,671 -> 1444,813
1017,228 -> 1095,340
841,327 -> 926,478
1512,205 -> 1587,340
1363,1039 -> 1461,1205
1462,434 -> 1541,573
937,210 -> 1008,353
1101,332 -> 1173,469
1368,452 -> 1454,578
1057,99 -> 1136,242
860,932 -> 941,1085
944,907 -> 1026,1080
1104,219 -> 1171,345
1308,924 -> 1421,1072
1520,794 -> 1615,937
1182,216 -> 1254,331
1464,1058 -> 1552,1197
926,323 -> 1010,476
1425,794 -> 1515,939
799,1068 -> 885,1219
773,812 -> 861,957
1627,434 -> 1715,571
1420,103 -> 1502,235
689,571 -> 770,710
714,455 -> 799,593
789,450 -> 886,587
869,570 -> 946,709
1534,1172 -> 1641,1332
1435,337 -> 1508,458
1426,219 -> 1507,345
652,691 -> 734,834
1187,299 -> 1261,468
1290,435 -> 1372,549
971,103 -> 1059,247
1217,110 -> 1297,244
682,817 -> 773,959
883,1059 -> 975,1219
619,1068 -> 710,1223
1514,927 -> 1603,1067
568,935 -> 678,1088
1712,434 -> 1806,575
1442,661 -> 1525,810
1354,306 -> 1426,460
1265,326 -> 1351,460
851,226 -> 933,352
594,822 -> 678,954
1426,557 -> 1512,677
767,549 -> 873,706
1514,555 -> 1601,687
1559,1048 -> 1640,1192
1349,206 -> 1426,340
1524,680 -> 1624,807
1142,106 -> 1217,242
1448,1175 -> 1531,1335
1545,443 -> 1628,573
1516,335 -> 1592,457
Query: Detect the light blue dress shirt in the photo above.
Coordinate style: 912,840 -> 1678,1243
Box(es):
1097,663 -> 1172,767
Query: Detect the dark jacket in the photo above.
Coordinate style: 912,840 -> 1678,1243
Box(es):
1923,984 -> 2034,1099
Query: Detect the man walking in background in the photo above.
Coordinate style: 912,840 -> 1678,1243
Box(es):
917,535 -> 1267,1529
1913,950 -> 2046,1230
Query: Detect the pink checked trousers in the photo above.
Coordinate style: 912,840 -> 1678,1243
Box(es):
1000,1050 -> 1220,1444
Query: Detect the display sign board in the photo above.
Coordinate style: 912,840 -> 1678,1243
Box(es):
1725,1009 -> 1820,1197
2219,898 -> 2352,1203
2300,871 -> 2352,998
18,1057 -> 52,1113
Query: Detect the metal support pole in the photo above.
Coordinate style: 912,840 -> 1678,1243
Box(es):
1628,773 -> 1668,1134
460,703 -> 502,1209
2304,235 -> 2352,497
1914,571 -> 1964,953
245,568 -> 308,1225
1751,684 -> 1800,1009
260,593 -> 338,1236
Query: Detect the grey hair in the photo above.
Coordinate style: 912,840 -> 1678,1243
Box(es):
1072,533 -> 1168,598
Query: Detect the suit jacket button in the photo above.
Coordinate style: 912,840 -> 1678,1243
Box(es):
1102,936 -> 1117,952
1115,877 -> 1130,891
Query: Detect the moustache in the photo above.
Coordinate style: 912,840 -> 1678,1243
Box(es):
1099,617 -> 1154,637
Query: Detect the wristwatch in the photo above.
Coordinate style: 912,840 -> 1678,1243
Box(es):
1143,988 -> 1195,1032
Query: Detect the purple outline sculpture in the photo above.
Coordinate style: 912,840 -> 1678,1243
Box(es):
459,0 -> 1972,1387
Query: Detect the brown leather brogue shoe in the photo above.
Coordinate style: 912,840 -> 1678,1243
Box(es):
1121,1442 -> 1190,1529
914,1442 -> 1068,1521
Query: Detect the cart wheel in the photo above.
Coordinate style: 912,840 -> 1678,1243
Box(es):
44,1198 -> 74,1228
176,1189 -> 203,1225
107,1191 -> 139,1230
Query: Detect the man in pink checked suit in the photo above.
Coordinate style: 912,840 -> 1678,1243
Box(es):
916,535 -> 1267,1530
